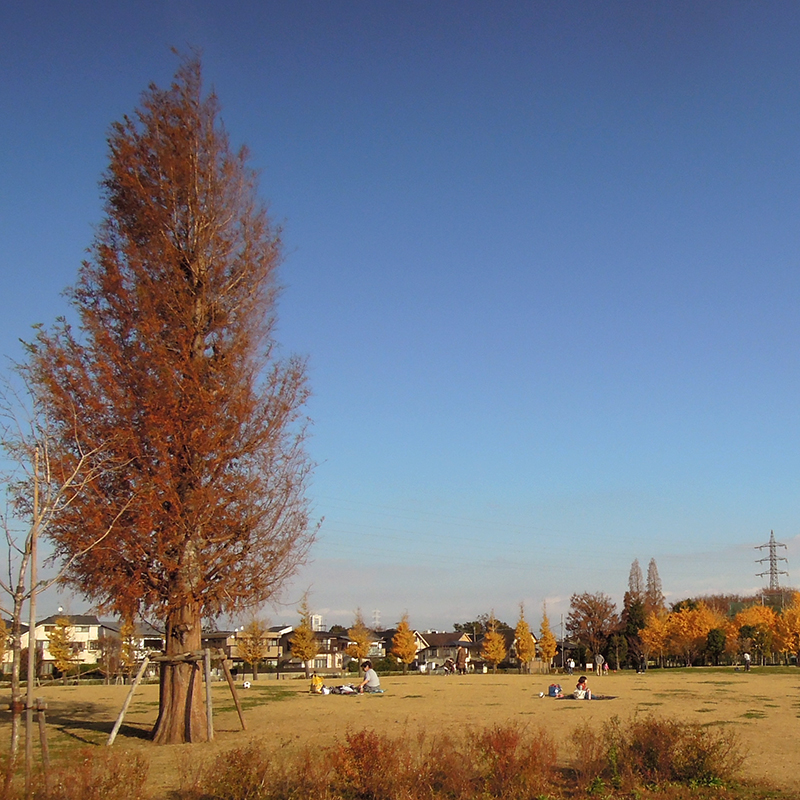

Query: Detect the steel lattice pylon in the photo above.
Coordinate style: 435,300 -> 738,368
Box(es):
755,530 -> 788,590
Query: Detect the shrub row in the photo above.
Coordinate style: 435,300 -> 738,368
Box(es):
4,714 -> 772,800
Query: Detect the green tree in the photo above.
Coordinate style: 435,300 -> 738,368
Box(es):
480,614 -> 507,674
455,614 -> 512,637
706,628 -> 726,666
391,613 -> 418,673
622,594 -> 646,670
609,633 -> 628,670
26,57 -> 316,744
291,596 -> 319,678
514,604 -> 536,673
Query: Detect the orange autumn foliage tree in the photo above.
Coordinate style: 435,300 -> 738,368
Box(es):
391,613 -> 418,673
640,611 -> 669,667
481,614 -> 507,674
26,57 -> 315,744
733,604 -> 779,664
290,596 -> 319,678
514,604 -> 537,673
346,610 -> 372,672
537,606 -> 557,672
666,603 -> 723,667
777,592 -> 800,664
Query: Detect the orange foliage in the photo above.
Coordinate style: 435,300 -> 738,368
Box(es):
640,611 -> 668,662
778,592 -> 800,660
481,614 -> 507,674
27,57 -> 315,743
665,603 -> 724,666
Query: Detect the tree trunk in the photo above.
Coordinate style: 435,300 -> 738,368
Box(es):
6,630 -> 22,789
7,590 -> 26,777
151,600 -> 207,744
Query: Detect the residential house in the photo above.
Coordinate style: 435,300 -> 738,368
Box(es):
27,615 -> 110,674
282,629 -> 350,673
206,625 -> 293,669
415,631 -> 473,670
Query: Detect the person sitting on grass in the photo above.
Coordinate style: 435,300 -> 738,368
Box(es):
574,675 -> 592,700
358,660 -> 383,694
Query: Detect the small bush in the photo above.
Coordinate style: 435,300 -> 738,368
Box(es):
25,749 -> 149,800
571,714 -> 742,791
194,741 -> 272,800
469,723 -> 557,799
331,729 -> 411,799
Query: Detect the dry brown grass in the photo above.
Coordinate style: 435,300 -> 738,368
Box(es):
1,667 -> 799,796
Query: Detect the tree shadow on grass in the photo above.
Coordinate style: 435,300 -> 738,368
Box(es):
0,699 -> 152,745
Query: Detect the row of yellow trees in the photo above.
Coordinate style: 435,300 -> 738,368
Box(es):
284,602 -> 562,676
385,604 -> 559,674
640,592 -> 800,667
477,605 -> 559,673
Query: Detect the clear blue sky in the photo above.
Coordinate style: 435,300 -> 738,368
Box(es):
2,1 -> 800,632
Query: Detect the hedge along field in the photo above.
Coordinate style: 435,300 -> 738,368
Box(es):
2,668 -> 799,794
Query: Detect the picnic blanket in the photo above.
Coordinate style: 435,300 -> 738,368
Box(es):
557,694 -> 616,700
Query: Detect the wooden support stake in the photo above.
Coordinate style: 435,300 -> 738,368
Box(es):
107,656 -> 150,746
35,699 -> 50,793
220,658 -> 246,731
204,648 -> 214,741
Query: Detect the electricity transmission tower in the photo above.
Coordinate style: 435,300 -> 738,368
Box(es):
755,530 -> 788,590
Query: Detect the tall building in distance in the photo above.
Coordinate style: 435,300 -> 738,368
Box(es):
310,614 -> 324,632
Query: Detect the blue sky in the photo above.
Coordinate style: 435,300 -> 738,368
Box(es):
2,2 -> 800,632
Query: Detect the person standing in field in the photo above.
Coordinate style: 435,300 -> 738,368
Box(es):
594,653 -> 605,676
456,646 -> 468,675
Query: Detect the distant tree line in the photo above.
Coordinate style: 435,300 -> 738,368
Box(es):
562,557 -> 800,669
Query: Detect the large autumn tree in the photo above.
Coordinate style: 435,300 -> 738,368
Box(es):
26,57 -> 315,744
566,591 -> 619,659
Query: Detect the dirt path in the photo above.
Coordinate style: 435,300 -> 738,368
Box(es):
4,668 -> 799,794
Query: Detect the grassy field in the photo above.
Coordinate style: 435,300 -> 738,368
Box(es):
2,667 -> 799,796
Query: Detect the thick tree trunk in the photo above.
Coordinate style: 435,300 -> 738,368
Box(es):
151,600 -> 207,744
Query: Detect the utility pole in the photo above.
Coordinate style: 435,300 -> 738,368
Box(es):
755,530 -> 788,591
